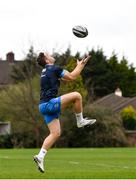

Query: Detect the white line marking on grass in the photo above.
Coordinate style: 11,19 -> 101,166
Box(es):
64,160 -> 136,170
69,161 -> 79,165
0,156 -> 29,160
83,162 -> 136,170
0,156 -> 9,159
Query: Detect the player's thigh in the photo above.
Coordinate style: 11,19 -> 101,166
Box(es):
47,119 -> 61,136
61,92 -> 81,110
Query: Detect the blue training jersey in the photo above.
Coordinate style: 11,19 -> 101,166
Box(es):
40,64 -> 65,103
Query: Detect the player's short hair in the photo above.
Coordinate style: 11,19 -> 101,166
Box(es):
37,52 -> 46,67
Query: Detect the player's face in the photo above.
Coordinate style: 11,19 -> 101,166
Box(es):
44,53 -> 56,64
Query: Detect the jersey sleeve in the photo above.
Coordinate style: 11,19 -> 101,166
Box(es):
55,66 -> 66,78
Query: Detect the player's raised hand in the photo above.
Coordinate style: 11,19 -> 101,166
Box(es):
77,55 -> 91,66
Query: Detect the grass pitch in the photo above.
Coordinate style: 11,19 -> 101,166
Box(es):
0,148 -> 136,179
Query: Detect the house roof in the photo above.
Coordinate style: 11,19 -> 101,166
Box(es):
93,93 -> 136,112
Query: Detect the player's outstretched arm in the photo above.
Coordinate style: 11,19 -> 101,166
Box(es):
62,55 -> 91,81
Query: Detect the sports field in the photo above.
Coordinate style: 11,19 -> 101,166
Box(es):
0,148 -> 136,179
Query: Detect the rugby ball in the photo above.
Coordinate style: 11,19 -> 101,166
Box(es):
72,25 -> 88,38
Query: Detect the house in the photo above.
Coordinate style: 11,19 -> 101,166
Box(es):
0,122 -> 11,135
93,88 -> 136,112
0,52 -> 22,88
93,88 -> 136,146
0,52 -> 22,136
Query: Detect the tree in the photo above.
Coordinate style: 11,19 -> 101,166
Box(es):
11,46 -> 41,83
0,76 -> 48,147
0,46 -> 47,147
54,47 -> 73,67
82,49 -> 136,100
59,56 -> 87,102
108,55 -> 136,97
82,48 -> 111,100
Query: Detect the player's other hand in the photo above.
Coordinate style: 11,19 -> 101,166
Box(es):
77,55 -> 91,66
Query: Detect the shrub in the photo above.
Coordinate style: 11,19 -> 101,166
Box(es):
121,106 -> 136,130
56,105 -> 128,147
0,134 -> 13,148
83,105 -> 127,147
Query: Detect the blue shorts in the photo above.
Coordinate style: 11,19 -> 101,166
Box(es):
39,97 -> 61,124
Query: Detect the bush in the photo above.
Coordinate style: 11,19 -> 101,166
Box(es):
121,106 -> 136,130
0,134 -> 13,148
84,105 -> 127,147
56,105 -> 128,147
0,129 -> 48,148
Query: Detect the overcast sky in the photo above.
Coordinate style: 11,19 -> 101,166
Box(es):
0,0 -> 136,66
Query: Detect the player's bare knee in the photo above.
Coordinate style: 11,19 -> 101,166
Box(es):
73,92 -> 82,100
52,130 -> 61,139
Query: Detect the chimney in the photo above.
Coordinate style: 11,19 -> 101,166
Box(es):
115,88 -> 122,97
6,52 -> 15,63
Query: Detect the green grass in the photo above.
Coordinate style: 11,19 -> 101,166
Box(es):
0,148 -> 136,179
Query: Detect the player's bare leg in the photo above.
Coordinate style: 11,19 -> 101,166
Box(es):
61,92 -> 96,127
42,119 -> 61,150
34,119 -> 61,173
